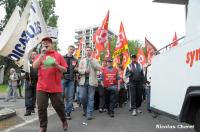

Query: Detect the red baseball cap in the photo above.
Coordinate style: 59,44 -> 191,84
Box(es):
41,37 -> 53,43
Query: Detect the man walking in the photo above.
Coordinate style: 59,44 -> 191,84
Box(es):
78,46 -> 101,120
101,59 -> 120,117
24,51 -> 38,116
33,37 -> 68,132
124,54 -> 144,116
62,45 -> 78,120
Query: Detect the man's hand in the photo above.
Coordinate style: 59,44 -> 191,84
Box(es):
85,69 -> 90,74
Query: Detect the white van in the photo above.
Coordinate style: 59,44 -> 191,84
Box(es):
151,0 -> 200,131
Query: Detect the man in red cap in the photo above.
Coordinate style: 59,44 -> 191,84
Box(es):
33,37 -> 68,132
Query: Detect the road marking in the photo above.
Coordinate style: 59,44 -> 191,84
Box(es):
4,111 -> 56,132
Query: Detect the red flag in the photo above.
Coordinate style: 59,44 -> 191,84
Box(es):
137,48 -> 146,66
113,22 -> 128,58
105,41 -> 111,60
170,32 -> 178,47
74,38 -> 83,58
93,11 -> 109,52
113,56 -> 120,68
122,50 -> 130,69
92,44 -> 101,61
145,37 -> 157,63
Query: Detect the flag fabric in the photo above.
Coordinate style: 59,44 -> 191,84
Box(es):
122,50 -> 130,69
92,44 -> 101,61
93,11 -> 109,52
113,56 -> 120,68
0,7 -> 20,50
113,22 -> 128,58
137,48 -> 146,66
170,32 -> 178,47
104,41 -> 111,60
145,37 -> 157,63
75,38 -> 83,58
0,0 -> 48,72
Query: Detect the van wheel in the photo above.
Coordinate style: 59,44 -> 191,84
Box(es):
195,109 -> 200,132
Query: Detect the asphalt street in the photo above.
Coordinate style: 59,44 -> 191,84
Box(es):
0,98 -> 195,132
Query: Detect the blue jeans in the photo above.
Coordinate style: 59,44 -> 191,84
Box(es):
79,84 -> 95,117
62,79 -> 74,113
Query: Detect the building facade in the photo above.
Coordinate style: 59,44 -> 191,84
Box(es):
74,25 -> 117,58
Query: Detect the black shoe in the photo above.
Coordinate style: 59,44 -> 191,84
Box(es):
62,120 -> 68,131
66,113 -> 71,120
82,113 -> 86,117
24,110 -> 31,116
31,109 -> 35,113
109,111 -> 114,118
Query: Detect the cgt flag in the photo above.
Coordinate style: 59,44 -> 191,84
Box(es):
92,44 -> 101,61
113,22 -> 128,58
93,11 -> 109,52
113,56 -> 120,68
122,50 -> 130,69
137,48 -> 146,66
75,38 -> 83,58
170,32 -> 178,48
145,37 -> 157,63
105,41 -> 111,60
0,0 -> 48,72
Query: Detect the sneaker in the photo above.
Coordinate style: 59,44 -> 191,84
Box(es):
66,113 -> 72,120
132,109 -> 137,116
102,108 -> 107,112
109,111 -> 114,118
152,112 -> 158,118
87,115 -> 92,120
99,108 -> 103,113
137,109 -> 142,113
31,109 -> 35,113
24,110 -> 31,116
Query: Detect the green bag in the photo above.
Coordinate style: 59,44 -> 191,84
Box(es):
43,56 -> 55,66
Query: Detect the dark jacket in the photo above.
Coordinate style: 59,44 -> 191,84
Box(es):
63,55 -> 78,80
126,62 -> 144,83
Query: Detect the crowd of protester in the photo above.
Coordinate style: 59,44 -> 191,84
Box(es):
4,37 -> 153,132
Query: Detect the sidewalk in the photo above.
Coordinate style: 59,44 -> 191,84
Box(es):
0,94 -> 56,131
0,93 -> 16,122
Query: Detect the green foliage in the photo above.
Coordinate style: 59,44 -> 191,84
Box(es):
0,84 -> 8,93
128,39 -> 143,55
48,14 -> 58,27
99,36 -> 144,64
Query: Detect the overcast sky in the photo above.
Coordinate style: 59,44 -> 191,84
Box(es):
0,0 -> 186,55
55,0 -> 185,55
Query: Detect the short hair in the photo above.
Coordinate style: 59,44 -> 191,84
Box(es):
86,46 -> 92,50
68,45 -> 75,49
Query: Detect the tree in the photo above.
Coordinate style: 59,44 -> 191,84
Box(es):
99,36 -> 144,64
128,39 -> 143,55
